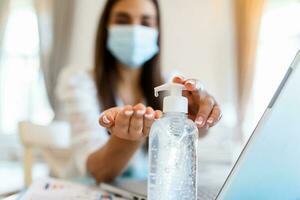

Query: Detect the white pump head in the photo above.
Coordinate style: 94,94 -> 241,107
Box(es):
154,83 -> 188,113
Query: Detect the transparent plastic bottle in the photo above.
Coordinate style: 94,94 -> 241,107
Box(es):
148,83 -> 198,200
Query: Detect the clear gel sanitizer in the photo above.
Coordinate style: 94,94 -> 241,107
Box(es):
148,83 -> 199,200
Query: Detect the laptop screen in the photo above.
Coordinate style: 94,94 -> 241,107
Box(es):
218,52 -> 300,200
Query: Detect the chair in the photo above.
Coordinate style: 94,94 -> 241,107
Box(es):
18,121 -> 71,186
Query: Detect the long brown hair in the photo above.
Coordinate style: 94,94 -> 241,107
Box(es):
94,0 -> 163,112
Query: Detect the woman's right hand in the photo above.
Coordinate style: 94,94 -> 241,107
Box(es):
99,103 -> 162,141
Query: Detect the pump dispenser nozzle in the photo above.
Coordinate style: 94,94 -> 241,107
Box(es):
154,83 -> 188,113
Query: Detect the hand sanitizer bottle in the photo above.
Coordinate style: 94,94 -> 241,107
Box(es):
148,83 -> 199,200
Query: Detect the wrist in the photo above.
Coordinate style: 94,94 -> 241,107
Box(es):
110,134 -> 143,147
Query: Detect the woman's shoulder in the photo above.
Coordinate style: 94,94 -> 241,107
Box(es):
56,65 -> 97,101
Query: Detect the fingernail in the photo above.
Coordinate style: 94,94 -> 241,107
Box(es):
145,113 -> 154,119
186,80 -> 195,86
124,110 -> 134,116
207,117 -> 214,124
195,116 -> 204,126
137,109 -> 146,116
103,115 -> 110,124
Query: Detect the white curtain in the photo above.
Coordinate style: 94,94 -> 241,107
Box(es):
234,0 -> 265,142
0,0 -> 10,134
0,0 -> 10,54
34,0 -> 74,119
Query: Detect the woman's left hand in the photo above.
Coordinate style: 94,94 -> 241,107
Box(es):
173,76 -> 222,134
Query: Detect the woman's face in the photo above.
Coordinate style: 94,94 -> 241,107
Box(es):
108,0 -> 158,29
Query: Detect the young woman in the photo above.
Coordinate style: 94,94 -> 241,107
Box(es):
57,0 -> 221,183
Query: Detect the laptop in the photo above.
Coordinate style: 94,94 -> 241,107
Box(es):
101,51 -> 300,200
215,51 -> 300,200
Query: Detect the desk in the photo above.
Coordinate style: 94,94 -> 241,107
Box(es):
3,162 -> 232,200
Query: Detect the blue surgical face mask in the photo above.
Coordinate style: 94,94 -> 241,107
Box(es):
107,25 -> 159,68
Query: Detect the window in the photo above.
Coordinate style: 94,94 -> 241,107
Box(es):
244,1 -> 300,137
0,0 -> 53,136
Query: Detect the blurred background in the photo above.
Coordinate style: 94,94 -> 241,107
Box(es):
0,0 -> 300,197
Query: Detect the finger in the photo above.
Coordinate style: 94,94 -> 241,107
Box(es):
172,75 -> 185,84
195,96 -> 215,128
184,79 -> 204,92
184,79 -> 206,104
173,76 -> 202,100
128,103 -> 146,140
143,107 -> 155,136
99,107 -> 120,128
113,105 -> 134,137
182,81 -> 201,119
206,105 -> 222,127
154,110 -> 163,119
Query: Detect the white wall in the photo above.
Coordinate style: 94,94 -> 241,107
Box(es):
67,0 -> 238,128
66,0 -> 105,69
159,0 -> 237,123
